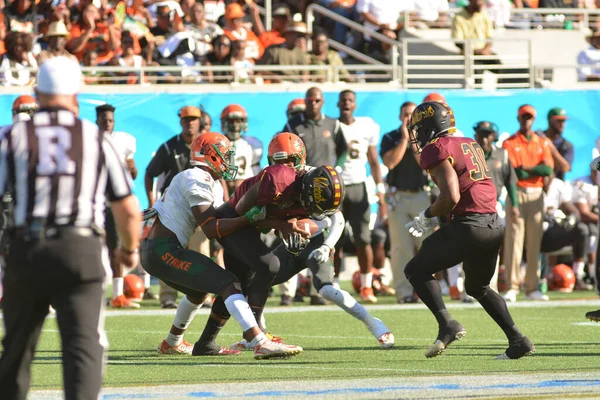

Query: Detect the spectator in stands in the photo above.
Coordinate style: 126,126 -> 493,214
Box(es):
577,31 -> 600,82
572,170 -> 599,288
258,4 -> 291,49
451,0 -> 494,57
4,0 -> 40,34
185,1 -> 224,60
257,21 -> 311,83
484,0 -> 512,28
537,108 -> 573,181
37,21 -> 78,65
538,0 -> 579,7
320,0 -> 357,44
110,31 -> 147,84
202,34 -> 232,83
222,3 -> 263,61
203,0 -> 226,23
356,0 -> 406,61
379,101 -> 425,304
68,3 -> 121,65
0,31 -> 36,86
283,86 -> 347,168
413,0 -> 450,28
502,104 -> 554,302
126,0 -> 156,29
310,29 -> 350,82
230,39 -> 254,82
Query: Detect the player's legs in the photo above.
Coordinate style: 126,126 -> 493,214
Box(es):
404,220 -> 467,357
523,191 -> 545,296
0,241 -> 50,400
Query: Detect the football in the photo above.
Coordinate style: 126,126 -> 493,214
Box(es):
275,218 -> 320,239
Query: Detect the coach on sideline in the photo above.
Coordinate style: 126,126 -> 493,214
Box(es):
0,57 -> 141,400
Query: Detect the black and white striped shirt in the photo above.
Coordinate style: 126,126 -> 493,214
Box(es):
0,108 -> 133,228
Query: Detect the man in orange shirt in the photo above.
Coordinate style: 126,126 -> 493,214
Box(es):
258,5 -> 290,50
223,3 -> 263,61
502,104 -> 554,302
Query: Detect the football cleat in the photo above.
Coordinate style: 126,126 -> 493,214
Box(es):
495,336 -> 535,360
192,341 -> 241,356
230,339 -> 252,351
265,332 -> 284,343
158,339 -> 194,355
366,317 -> 394,349
111,294 -> 141,309
449,286 -> 461,301
586,309 -> 600,322
253,340 -> 303,360
360,287 -> 377,303
143,288 -> 159,300
425,320 -> 466,358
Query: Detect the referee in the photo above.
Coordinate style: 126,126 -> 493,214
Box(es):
0,57 -> 141,400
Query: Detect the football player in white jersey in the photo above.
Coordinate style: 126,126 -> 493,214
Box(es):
220,104 -> 255,195
335,90 -> 386,303
96,104 -> 151,309
143,132 -> 303,359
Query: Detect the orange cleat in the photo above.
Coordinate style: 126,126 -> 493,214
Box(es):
111,294 -> 141,309
360,287 -> 377,303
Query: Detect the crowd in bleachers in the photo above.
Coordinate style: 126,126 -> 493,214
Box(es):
1,0 -> 600,86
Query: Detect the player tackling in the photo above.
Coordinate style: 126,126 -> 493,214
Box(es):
403,101 -> 535,360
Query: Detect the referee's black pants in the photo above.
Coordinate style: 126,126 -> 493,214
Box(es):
0,231 -> 108,400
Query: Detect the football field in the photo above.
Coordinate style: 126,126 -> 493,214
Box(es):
6,285 -> 600,400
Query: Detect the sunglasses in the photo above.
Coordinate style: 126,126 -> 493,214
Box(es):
305,98 -> 322,103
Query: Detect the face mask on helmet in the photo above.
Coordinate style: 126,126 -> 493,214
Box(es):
408,101 -> 456,154
191,133 -> 239,181
222,115 -> 248,141
300,166 -> 345,220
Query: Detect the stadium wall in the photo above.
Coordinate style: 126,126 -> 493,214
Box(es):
2,89 -> 598,208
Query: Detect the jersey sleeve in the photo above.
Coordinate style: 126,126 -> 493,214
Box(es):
103,134 -> 133,201
420,140 -> 450,171
571,181 -> 588,204
182,171 -> 215,208
368,120 -> 380,147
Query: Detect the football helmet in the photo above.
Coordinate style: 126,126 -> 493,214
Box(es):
423,92 -> 446,103
408,101 -> 456,154
190,132 -> 238,180
300,165 -> 345,220
548,264 -> 576,293
268,133 -> 306,169
287,98 -> 306,119
124,274 -> 144,302
220,104 -> 248,141
12,95 -> 38,119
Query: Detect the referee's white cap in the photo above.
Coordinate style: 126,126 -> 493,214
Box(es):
36,56 -> 82,95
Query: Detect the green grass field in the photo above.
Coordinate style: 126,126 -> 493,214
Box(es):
10,284 -> 600,395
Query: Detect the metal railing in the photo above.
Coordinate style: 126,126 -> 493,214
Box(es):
306,3 -> 402,82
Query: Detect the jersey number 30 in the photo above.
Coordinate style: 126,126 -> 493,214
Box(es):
461,142 -> 490,181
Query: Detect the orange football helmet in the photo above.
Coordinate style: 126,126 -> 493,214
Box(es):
352,268 -> 384,295
287,98 -> 306,119
220,104 -> 248,141
268,132 -> 306,170
124,274 -> 144,302
190,132 -> 238,180
12,95 -> 38,117
548,264 -> 576,293
423,92 -> 446,103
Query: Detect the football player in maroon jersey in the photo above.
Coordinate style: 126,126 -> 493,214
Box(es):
403,101 -> 534,360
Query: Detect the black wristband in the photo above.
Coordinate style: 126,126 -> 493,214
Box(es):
424,207 -> 433,218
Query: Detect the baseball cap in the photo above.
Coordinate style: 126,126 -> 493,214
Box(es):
36,56 -> 82,95
273,5 -> 291,18
179,106 -> 201,119
518,104 -> 536,118
423,92 -> 446,103
225,3 -> 245,19
548,107 -> 569,120
473,121 -> 498,134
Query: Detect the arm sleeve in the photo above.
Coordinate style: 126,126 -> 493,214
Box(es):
103,136 -> 133,201
182,173 -> 215,207
323,211 -> 345,249
379,134 -> 392,158
530,164 -> 553,177
145,145 -> 168,178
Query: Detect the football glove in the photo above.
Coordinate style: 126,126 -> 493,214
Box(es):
405,210 -> 439,238
244,205 -> 267,224
309,244 -> 331,264
590,156 -> 600,171
282,232 -> 309,255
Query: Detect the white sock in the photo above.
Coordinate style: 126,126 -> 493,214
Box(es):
165,332 -> 183,347
173,296 -> 201,331
319,285 -> 369,323
360,272 -> 373,289
143,273 -> 151,288
448,265 -> 460,287
224,293 -> 258,333
332,277 -> 340,290
260,313 -> 267,330
249,331 -> 268,348
112,277 -> 124,299
572,261 -> 585,279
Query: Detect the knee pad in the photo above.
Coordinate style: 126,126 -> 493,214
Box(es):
260,252 -> 280,276
465,283 -> 488,300
210,295 -> 230,319
404,260 -> 417,281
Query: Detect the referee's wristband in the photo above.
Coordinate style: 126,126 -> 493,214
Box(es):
120,247 -> 138,255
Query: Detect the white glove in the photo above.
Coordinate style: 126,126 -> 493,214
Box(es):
309,244 -> 331,264
405,210 -> 439,238
590,156 -> 600,171
282,232 -> 309,255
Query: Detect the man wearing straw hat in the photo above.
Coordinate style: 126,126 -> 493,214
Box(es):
577,30 -> 600,82
37,20 -> 78,66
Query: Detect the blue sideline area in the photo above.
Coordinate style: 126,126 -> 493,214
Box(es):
1,89 -> 599,209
